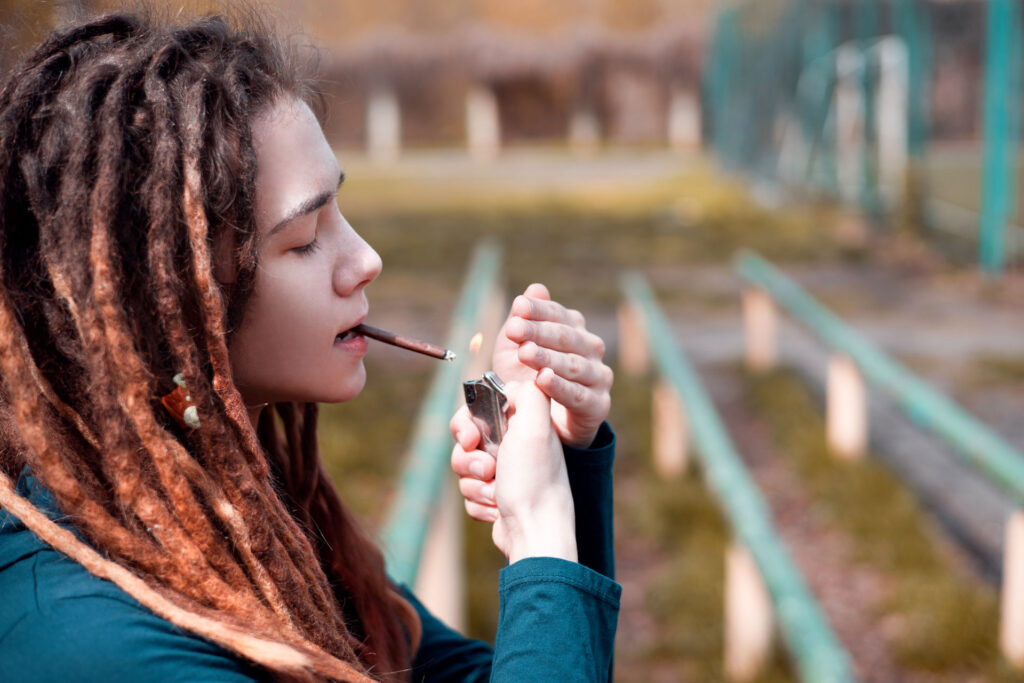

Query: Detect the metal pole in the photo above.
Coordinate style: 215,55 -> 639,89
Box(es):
735,249 -> 1024,504
979,0 -> 1020,274
622,271 -> 856,683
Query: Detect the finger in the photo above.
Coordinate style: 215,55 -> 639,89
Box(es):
536,367 -> 610,418
459,477 -> 496,506
523,283 -> 550,301
506,319 -> 605,358
465,500 -> 499,523
449,406 -> 481,451
451,444 -> 497,480
510,295 -> 585,328
517,343 -> 613,387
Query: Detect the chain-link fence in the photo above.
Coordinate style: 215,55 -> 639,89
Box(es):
703,0 -> 1022,272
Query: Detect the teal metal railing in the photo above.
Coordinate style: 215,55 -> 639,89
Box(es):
621,270 -> 856,683
735,249 -> 1024,505
381,241 -> 502,586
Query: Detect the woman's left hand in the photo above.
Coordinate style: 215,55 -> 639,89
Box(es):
492,284 -> 613,448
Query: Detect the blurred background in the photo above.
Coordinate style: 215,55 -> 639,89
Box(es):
3,1 -> 1024,681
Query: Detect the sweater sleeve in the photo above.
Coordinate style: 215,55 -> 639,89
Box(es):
403,423 -> 620,682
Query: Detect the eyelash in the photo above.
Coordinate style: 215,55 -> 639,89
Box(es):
293,237 -> 321,255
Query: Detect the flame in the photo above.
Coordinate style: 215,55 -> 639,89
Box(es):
469,332 -> 484,355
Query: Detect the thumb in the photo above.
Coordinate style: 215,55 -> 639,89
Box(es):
508,379 -> 551,426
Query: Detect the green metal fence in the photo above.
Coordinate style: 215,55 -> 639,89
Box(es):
621,270 -> 856,683
380,241 -> 502,586
735,249 -> 1024,504
704,0 -> 1022,273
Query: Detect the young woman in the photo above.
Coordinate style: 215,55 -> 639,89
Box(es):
0,8 -> 619,683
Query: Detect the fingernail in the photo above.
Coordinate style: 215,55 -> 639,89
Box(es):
482,484 -> 495,501
469,461 -> 485,478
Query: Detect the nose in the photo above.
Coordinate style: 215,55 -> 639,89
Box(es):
333,214 -> 382,296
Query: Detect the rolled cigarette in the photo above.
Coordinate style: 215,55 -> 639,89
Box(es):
353,323 -> 456,361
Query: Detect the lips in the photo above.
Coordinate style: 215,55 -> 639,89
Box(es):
335,329 -> 358,342
335,312 -> 367,343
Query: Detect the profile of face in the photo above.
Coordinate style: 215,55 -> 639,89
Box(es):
227,98 -> 382,408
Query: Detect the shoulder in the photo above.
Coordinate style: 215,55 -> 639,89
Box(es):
0,540 -> 268,683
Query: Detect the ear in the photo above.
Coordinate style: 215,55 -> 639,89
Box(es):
211,228 -> 238,285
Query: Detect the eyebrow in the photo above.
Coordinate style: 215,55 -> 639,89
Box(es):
267,170 -> 345,238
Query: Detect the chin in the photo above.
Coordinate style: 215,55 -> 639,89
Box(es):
317,366 -> 367,404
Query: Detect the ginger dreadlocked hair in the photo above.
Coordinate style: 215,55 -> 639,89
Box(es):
0,8 -> 419,682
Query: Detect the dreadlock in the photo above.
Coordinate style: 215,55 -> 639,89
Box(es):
0,8 -> 420,682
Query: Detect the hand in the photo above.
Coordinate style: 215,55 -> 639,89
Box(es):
492,283 -> 613,448
450,380 -> 577,563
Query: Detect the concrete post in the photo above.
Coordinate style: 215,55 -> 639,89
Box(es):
414,477 -> 465,630
875,37 -> 909,208
466,85 -> 500,162
724,542 -> 774,682
1001,510 -> 1024,667
668,88 -> 701,152
569,108 -> 600,155
618,303 -> 649,376
742,289 -> 777,374
367,85 -> 401,163
652,380 -> 688,479
827,354 -> 867,460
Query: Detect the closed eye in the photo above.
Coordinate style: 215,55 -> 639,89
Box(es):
292,236 -> 321,255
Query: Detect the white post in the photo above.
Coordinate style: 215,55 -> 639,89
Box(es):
875,36 -> 909,208
569,107 -> 600,155
466,85 -> 500,162
826,354 -> 867,460
742,289 -> 777,374
414,476 -> 466,631
835,43 -> 866,205
366,85 -> 401,163
652,380 -> 688,479
668,88 -> 701,153
1001,510 -> 1024,667
618,303 -> 649,376
724,542 -> 774,682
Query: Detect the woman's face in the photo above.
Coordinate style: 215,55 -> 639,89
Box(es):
228,97 -> 382,407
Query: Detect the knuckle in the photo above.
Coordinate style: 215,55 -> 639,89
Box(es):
556,326 -> 571,349
567,354 -> 582,377
598,393 -> 611,416
573,385 -> 587,407
593,336 -> 606,359
601,364 -> 614,387
569,309 -> 586,327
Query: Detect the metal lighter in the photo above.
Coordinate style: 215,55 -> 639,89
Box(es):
462,371 -> 508,457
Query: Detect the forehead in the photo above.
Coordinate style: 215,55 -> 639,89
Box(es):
251,98 -> 338,232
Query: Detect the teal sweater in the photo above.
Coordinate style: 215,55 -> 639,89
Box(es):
0,425 -> 619,682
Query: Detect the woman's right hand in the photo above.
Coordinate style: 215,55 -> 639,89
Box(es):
450,380 -> 577,564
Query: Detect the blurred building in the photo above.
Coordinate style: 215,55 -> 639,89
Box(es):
305,0 -> 714,154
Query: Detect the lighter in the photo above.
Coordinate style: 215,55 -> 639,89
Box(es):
462,371 -> 508,457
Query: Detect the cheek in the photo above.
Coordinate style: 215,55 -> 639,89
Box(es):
229,267 -> 330,397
